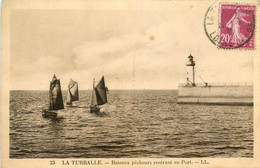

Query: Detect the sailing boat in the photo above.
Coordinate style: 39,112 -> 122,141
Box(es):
66,79 -> 79,106
42,75 -> 64,117
90,76 -> 108,113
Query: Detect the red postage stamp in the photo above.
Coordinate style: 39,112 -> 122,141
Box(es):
220,4 -> 255,49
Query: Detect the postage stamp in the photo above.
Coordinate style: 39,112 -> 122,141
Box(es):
204,2 -> 256,49
220,4 -> 255,49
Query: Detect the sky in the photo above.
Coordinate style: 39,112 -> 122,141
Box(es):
10,4 -> 254,90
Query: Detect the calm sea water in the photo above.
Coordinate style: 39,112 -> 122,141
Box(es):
10,90 -> 253,158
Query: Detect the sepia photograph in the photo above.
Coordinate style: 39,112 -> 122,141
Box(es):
1,0 -> 260,167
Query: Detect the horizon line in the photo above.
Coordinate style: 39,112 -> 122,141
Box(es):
10,88 -> 179,91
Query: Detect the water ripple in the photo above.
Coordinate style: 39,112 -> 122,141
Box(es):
10,90 -> 253,158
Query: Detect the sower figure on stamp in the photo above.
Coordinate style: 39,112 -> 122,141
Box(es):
226,7 -> 250,46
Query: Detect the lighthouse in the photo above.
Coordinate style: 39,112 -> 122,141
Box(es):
186,54 -> 195,86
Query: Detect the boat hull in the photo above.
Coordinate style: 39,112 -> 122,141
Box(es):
42,109 -> 57,118
90,106 -> 100,113
66,102 -> 72,106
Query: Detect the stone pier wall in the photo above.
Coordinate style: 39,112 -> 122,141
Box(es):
177,84 -> 253,105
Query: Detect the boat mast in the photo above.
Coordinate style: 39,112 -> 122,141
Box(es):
93,78 -> 95,90
49,81 -> 52,110
91,78 -> 95,106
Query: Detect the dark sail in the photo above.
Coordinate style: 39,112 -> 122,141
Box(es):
67,79 -> 79,104
91,76 -> 107,106
95,76 -> 107,105
49,75 -> 64,110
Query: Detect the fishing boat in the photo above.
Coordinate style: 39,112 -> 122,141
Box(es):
66,79 -> 79,106
90,76 -> 108,113
42,75 -> 64,118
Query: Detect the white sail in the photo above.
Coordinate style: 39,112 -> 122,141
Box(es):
67,79 -> 79,105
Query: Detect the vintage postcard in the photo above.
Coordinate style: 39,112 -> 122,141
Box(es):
1,0 -> 260,167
